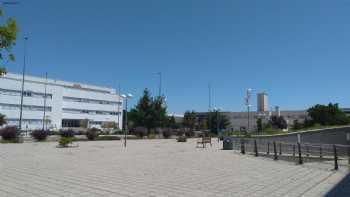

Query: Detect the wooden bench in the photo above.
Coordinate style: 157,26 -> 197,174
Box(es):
196,137 -> 212,148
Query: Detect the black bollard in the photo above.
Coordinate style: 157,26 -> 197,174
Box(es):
298,142 -> 303,165
241,140 -> 245,154
267,142 -> 270,155
347,146 -> 350,165
273,141 -> 278,160
279,143 -> 282,155
293,144 -> 295,157
254,140 -> 258,157
333,145 -> 338,170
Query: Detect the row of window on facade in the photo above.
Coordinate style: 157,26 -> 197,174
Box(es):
0,103 -> 52,112
63,96 -> 121,106
0,88 -> 121,107
62,108 -> 120,116
0,88 -> 52,99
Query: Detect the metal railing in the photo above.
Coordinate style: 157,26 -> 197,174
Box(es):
231,138 -> 350,170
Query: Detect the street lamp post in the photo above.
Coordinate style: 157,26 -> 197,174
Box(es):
245,88 -> 252,134
121,93 -> 133,148
42,72 -> 48,131
19,36 -> 28,131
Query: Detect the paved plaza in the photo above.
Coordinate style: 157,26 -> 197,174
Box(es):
0,139 -> 348,197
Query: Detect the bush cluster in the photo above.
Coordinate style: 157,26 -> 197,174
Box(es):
31,130 -> 49,141
133,127 -> 148,138
86,128 -> 100,140
0,126 -> 19,141
162,128 -> 173,139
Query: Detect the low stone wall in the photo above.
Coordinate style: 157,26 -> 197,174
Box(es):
230,126 -> 350,145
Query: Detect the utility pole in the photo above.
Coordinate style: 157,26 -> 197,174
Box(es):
245,88 -> 252,133
42,72 -> 48,131
157,72 -> 162,97
117,84 -> 121,130
19,36 -> 28,131
208,84 -> 212,135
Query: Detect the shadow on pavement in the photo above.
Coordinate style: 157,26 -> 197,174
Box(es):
326,172 -> 350,196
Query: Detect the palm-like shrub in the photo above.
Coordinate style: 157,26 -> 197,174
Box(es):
31,130 -> 49,141
86,128 -> 100,140
0,113 -> 6,126
59,137 -> 73,147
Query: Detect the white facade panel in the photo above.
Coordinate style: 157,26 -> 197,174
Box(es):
0,73 -> 123,130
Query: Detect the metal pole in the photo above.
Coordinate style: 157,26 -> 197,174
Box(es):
124,98 -> 128,147
273,141 -> 278,160
19,37 -> 28,131
117,85 -> 121,130
157,72 -> 162,97
42,72 -> 48,131
216,110 -> 219,141
333,145 -> 338,170
208,84 -> 212,134
248,105 -> 250,133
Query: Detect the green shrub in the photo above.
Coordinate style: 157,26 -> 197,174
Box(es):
59,137 -> 73,147
177,136 -> 187,142
86,128 -> 100,140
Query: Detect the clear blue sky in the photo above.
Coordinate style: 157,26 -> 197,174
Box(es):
3,0 -> 350,114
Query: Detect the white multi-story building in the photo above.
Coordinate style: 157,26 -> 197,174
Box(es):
0,73 -> 123,131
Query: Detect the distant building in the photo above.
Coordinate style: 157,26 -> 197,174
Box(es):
257,92 -> 268,113
0,73 -> 123,130
196,110 -> 308,132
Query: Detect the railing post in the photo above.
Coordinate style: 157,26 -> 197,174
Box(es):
306,145 -> 310,157
298,142 -> 303,165
333,145 -> 338,170
293,144 -> 295,157
241,139 -> 245,154
347,145 -> 350,165
254,140 -> 258,157
273,141 -> 278,160
320,146 -> 323,159
267,142 -> 270,155
279,143 -> 282,155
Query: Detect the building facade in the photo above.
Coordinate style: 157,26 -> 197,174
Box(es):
196,110 -> 308,132
257,92 -> 268,112
0,73 -> 123,131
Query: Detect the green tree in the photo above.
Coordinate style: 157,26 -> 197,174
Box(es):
307,103 -> 349,126
183,110 -> 197,131
167,116 -> 177,128
0,8 -> 17,76
128,89 -> 168,131
0,113 -> 6,126
269,116 -> 288,130
152,96 -> 168,128
129,88 -> 153,130
292,119 -> 302,130
257,118 -> 263,133
208,111 -> 230,134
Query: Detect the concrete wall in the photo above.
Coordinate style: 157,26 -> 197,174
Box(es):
230,126 -> 350,145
